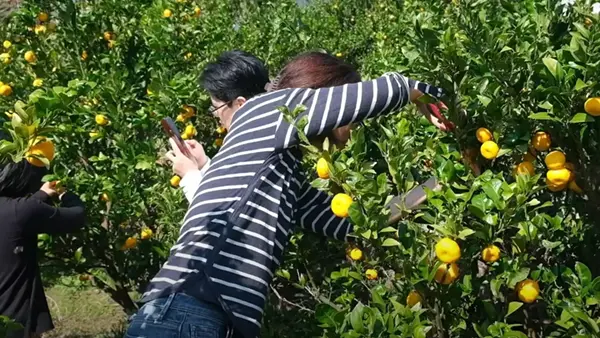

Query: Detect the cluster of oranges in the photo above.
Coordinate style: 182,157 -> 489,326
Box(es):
315,157 -> 354,218
476,128 -> 499,160
121,227 -> 154,251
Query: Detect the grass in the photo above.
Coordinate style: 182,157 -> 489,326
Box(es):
44,284 -> 127,338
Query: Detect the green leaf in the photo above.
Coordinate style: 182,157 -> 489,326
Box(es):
506,302 -> 523,318
370,288 -> 385,307
528,112 -> 559,121
315,304 -> 339,328
542,57 -> 559,79
379,226 -> 397,233
458,228 -> 475,239
575,262 -> 592,288
74,247 -> 84,263
135,160 -> 153,170
477,95 -> 492,107
349,302 -> 365,333
382,238 -> 401,247
575,79 -> 589,91
508,268 -> 530,288
570,113 -> 594,123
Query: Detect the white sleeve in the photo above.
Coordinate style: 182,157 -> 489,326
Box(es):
179,158 -> 211,203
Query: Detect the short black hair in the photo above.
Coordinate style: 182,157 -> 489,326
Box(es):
201,50 -> 269,102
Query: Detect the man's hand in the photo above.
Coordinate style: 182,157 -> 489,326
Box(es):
184,140 -> 209,169
416,102 -> 449,131
165,138 -> 202,178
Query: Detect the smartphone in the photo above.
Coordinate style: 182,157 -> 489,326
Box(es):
161,117 -> 195,160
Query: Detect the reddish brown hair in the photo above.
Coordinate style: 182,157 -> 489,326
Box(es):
273,52 -> 361,90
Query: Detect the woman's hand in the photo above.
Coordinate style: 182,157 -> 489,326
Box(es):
165,139 -> 203,178
40,181 -> 64,197
184,140 -> 209,169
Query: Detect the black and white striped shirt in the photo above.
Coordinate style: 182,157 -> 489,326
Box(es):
141,72 -> 442,338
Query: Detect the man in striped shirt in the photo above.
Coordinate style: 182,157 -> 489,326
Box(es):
126,51 -> 445,338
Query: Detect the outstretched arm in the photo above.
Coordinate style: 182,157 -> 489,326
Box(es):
277,73 -> 443,148
296,180 -> 353,241
27,191 -> 86,235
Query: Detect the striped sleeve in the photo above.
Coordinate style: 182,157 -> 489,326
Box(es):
296,181 -> 353,241
276,73 -> 443,148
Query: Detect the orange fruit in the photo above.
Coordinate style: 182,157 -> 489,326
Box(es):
101,192 -> 110,202
38,12 -> 49,22
121,237 -> 137,250
482,245 -> 501,263
546,168 -> 571,186
194,7 -> 201,17
584,98 -> 600,117
33,78 -> 43,87
517,279 -> 540,303
95,114 -> 109,126
103,32 -> 113,41
544,151 -> 566,170
435,238 -> 461,263
434,263 -> 459,284
516,161 -> 534,176
546,178 -> 567,192
170,175 -> 181,187
480,141 -> 499,160
26,139 -> 55,167
349,248 -> 363,261
81,50 -> 88,61
476,127 -> 493,143
531,132 -> 551,152
365,269 -> 378,280
141,228 -> 153,240
24,50 -> 36,63
215,138 -> 223,147
316,158 -> 330,179
163,9 -> 173,18
331,193 -> 353,218
406,291 -> 422,307
0,84 -> 12,96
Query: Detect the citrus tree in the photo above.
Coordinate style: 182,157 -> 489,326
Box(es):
1,0 -> 600,337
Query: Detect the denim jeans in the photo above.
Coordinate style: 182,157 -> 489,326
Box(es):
125,293 -> 234,338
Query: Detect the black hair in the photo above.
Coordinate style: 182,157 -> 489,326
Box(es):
0,131 -> 48,198
0,160 -> 48,198
201,50 -> 269,103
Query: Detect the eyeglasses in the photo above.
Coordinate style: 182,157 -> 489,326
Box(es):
208,102 -> 230,116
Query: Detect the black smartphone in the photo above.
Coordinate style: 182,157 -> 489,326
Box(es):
161,117 -> 195,160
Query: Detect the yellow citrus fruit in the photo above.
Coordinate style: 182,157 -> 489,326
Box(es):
316,158 -> 330,179
584,98 -> 600,117
215,138 -> 223,147
185,124 -> 196,137
406,290 -> 422,307
24,50 -> 36,63
0,53 -> 10,64
434,263 -> 459,284
517,279 -> 540,303
38,12 -> 49,22
531,132 -> 551,152
81,50 -> 88,61
121,237 -> 138,250
365,269 -> 378,280
335,52 -> 343,57
216,126 -> 226,134
141,228 -> 153,240
26,139 -> 55,167
516,161 -> 534,176
3,40 -> 11,49
34,25 -> 46,35
435,238 -> 461,263
163,9 -> 173,18
170,175 -> 181,187
194,7 -> 201,17
480,141 -> 499,160
103,31 -> 113,41
182,132 -> 191,140
476,127 -> 493,143
101,193 -> 110,202
182,105 -> 196,118
0,84 -> 12,96
585,17 -> 593,26
184,52 -> 192,60
349,248 -> 363,261
546,178 -> 567,192
546,168 -> 571,186
544,151 -> 566,170
89,131 -> 100,138
331,193 -> 353,218
95,114 -> 109,126
482,245 -> 501,263
176,114 -> 186,123
108,40 -> 116,49
569,180 -> 583,194
32,78 -> 43,87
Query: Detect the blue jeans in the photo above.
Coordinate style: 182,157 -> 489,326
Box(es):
125,293 -> 233,338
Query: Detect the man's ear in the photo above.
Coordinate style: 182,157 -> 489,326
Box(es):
235,96 -> 247,107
